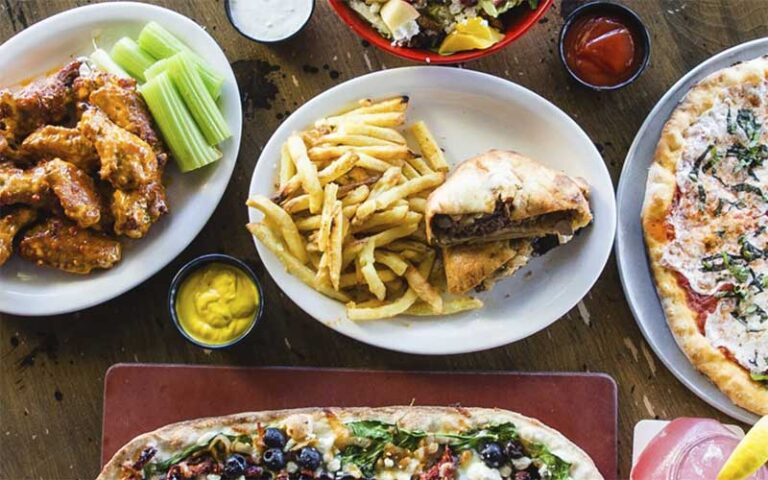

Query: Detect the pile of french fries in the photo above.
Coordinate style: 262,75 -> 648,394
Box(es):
246,96 -> 483,321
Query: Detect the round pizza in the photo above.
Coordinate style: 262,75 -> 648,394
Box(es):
98,406 -> 603,480
642,54 -> 768,415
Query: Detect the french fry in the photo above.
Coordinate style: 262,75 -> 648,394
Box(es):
384,240 -> 431,253
247,223 -> 348,302
279,143 -> 295,189
408,197 -> 427,213
351,205 -> 409,233
341,96 -> 408,116
355,151 -> 400,172
353,167 -> 403,223
317,133 -> 397,147
374,250 -> 409,276
359,238 -> 386,300
411,121 -> 449,172
341,185 -> 370,205
340,268 -> 396,288
355,173 -> 443,223
401,162 -> 420,179
318,151 -> 359,184
346,289 -> 418,321
246,195 -> 307,263
322,112 -> 405,128
405,263 -> 443,313
287,134 -> 323,213
282,194 -> 310,214
308,145 -> 409,162
328,201 -> 345,290
406,297 -> 483,316
318,183 -> 339,252
338,122 -> 407,144
407,156 -> 434,175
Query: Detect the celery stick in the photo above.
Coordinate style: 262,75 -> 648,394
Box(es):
139,72 -> 221,172
110,37 -> 156,82
144,58 -> 170,81
138,21 -> 224,99
89,48 -> 130,78
167,53 -> 231,146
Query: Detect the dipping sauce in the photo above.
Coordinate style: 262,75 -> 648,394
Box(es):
226,0 -> 313,43
563,13 -> 644,87
175,262 -> 259,346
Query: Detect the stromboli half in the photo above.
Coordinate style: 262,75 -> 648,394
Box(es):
425,150 -> 592,247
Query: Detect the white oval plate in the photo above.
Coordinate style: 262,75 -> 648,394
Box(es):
616,39 -> 767,424
0,2 -> 242,316
248,67 -> 616,355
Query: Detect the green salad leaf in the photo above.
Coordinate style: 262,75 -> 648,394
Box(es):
526,443 -> 572,480
751,371 -> 768,384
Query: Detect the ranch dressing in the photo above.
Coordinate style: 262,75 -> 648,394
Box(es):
227,0 -> 313,42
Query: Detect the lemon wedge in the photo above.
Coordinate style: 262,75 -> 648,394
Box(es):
717,416 -> 768,480
438,18 -> 504,55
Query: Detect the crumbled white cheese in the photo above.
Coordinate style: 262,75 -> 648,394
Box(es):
391,19 -> 419,45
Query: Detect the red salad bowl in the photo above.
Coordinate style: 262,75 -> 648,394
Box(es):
328,0 -> 554,64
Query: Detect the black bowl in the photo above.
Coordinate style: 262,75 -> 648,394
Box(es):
559,1 -> 651,91
224,0 -> 315,44
168,253 -> 264,349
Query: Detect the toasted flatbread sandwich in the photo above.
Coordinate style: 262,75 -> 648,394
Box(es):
426,150 -> 592,247
443,239 -> 533,294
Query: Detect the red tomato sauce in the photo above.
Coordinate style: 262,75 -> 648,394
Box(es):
564,14 -> 644,87
673,272 -> 722,333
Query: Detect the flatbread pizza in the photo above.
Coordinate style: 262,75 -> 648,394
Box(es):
98,406 -> 603,480
642,55 -> 768,415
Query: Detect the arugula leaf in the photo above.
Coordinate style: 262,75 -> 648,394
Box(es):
341,421 -> 427,476
443,422 -> 518,451
526,443 -> 572,480
750,371 -> 768,384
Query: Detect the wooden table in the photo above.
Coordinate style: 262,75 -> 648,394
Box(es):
1,1 -> 766,478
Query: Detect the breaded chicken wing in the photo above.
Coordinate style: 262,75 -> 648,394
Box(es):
89,83 -> 168,168
111,181 -> 168,238
21,125 -> 99,171
19,217 -> 121,274
78,108 -> 159,190
0,159 -> 104,228
0,162 -> 51,208
0,206 -> 37,266
0,60 -> 81,143
43,159 -> 103,228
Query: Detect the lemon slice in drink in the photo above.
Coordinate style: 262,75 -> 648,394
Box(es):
717,416 -> 768,480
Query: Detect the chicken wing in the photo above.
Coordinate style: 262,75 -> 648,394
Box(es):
0,206 -> 37,266
43,159 -> 103,228
19,217 -> 121,274
21,125 -> 99,171
0,60 -> 81,144
0,159 -> 104,228
88,83 -> 168,168
78,108 -> 159,190
111,181 -> 168,238
0,162 -> 51,208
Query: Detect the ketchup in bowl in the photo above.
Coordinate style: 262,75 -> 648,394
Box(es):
632,418 -> 768,480
560,2 -> 650,90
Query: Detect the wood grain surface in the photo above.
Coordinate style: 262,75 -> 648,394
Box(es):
1,1 -> 767,479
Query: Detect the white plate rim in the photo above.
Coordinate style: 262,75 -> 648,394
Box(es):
616,38 -> 768,424
248,66 -> 617,355
0,2 -> 242,316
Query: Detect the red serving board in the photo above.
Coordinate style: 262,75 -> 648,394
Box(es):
102,365 -> 617,478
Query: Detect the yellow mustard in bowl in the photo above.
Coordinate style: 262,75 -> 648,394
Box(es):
175,263 -> 259,346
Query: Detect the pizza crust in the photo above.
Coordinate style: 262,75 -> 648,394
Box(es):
97,406 -> 603,480
642,55 -> 768,416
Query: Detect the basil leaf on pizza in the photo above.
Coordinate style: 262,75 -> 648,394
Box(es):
97,407 -> 603,480
642,54 -> 768,415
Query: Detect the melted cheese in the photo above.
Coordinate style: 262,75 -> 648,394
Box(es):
661,78 -> 768,375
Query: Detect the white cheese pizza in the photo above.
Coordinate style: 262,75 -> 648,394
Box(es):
642,55 -> 768,415
97,406 -> 603,480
